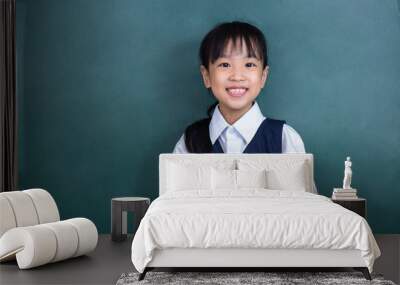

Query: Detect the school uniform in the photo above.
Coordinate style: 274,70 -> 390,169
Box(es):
172,101 -> 317,193
173,101 -> 305,154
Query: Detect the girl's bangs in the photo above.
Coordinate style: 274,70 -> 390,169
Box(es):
210,34 -> 264,63
200,21 -> 268,69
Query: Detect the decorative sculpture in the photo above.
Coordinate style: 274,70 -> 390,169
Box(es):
342,156 -> 352,189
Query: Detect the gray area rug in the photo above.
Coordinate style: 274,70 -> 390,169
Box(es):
116,271 -> 396,285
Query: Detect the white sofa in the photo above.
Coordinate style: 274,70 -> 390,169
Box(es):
0,188 -> 98,269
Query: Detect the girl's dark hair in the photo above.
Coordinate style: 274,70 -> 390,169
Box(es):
200,21 -> 268,117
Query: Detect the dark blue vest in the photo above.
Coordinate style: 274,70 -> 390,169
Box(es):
184,117 -> 285,153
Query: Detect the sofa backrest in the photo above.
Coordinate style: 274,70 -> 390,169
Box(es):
159,154 -> 314,195
0,189 -> 60,237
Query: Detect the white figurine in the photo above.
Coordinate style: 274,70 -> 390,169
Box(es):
342,156 -> 352,189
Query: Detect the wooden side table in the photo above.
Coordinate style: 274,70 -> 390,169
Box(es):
111,197 -> 150,242
331,197 -> 366,218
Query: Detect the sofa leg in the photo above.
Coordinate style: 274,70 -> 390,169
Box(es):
138,268 -> 148,281
354,267 -> 371,280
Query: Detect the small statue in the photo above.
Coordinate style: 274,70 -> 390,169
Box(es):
342,157 -> 352,189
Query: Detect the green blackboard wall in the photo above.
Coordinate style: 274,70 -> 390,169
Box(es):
16,0 -> 400,233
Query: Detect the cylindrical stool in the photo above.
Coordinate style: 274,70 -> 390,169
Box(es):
111,197 -> 150,242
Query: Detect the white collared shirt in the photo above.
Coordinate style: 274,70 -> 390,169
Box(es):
173,102 -> 306,154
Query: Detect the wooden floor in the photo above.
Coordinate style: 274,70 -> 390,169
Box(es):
0,234 -> 399,285
0,235 -> 133,285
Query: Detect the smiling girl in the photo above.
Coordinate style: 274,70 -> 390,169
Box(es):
173,21 -> 306,154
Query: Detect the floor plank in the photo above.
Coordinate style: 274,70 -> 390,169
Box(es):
374,235 -> 400,284
0,234 -> 398,284
0,235 -> 133,285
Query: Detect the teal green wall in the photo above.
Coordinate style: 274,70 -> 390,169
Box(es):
16,0 -> 400,233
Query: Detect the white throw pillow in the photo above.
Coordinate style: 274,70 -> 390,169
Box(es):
236,169 -> 268,189
166,162 -> 211,191
266,161 -> 308,191
211,168 -> 268,190
237,159 -> 310,192
211,168 -> 236,190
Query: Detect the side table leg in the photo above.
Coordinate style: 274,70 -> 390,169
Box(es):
122,210 -> 127,236
112,201 -> 126,241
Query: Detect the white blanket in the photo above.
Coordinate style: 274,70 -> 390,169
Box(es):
131,190 -> 380,273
